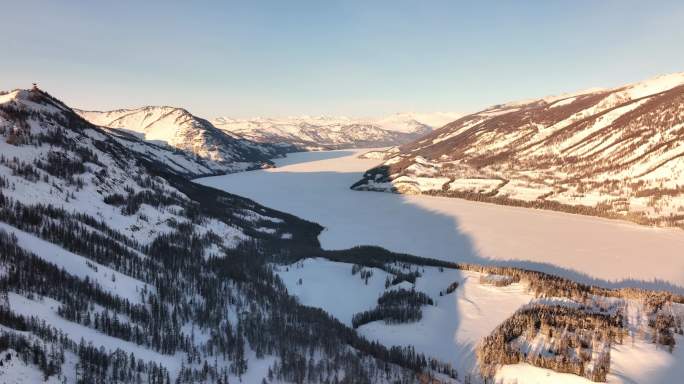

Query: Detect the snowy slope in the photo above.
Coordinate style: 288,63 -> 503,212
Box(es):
212,112 -> 460,150
78,106 -> 291,174
352,72 -> 684,227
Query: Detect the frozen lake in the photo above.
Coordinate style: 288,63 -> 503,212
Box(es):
196,149 -> 684,293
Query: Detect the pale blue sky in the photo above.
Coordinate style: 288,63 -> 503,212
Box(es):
2,0 -> 683,117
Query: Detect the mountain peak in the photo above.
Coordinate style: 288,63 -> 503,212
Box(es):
0,88 -> 71,113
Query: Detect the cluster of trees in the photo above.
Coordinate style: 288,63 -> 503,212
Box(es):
351,264 -> 374,284
385,267 -> 422,286
454,262 -> 684,306
377,289 -> 434,307
266,345 -> 457,384
352,288 -> 433,329
0,104 -> 32,146
650,312 -> 678,351
34,150 -> 87,180
105,188 -> 184,216
478,274 -> 517,287
103,174 -> 192,216
0,154 -> 41,183
477,304 -> 624,382
439,281 -> 459,296
643,294 -> 683,352
74,341 -> 171,384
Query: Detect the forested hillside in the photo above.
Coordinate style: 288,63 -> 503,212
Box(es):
0,87 -> 459,383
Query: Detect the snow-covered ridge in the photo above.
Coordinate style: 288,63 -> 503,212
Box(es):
353,72 -> 684,227
77,105 -> 291,174
489,72 -> 684,111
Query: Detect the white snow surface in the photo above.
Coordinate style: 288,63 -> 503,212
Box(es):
276,258 -> 393,326
494,363 -> 595,384
196,149 -> 684,293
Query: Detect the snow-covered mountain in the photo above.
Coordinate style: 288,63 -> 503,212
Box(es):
213,112 -> 461,150
77,106 -> 293,173
0,87 -> 461,383
353,72 -> 684,227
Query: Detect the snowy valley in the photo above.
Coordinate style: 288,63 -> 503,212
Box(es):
5,2 -> 683,383
1,82 -> 684,384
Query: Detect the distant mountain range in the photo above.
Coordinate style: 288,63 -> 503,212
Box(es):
213,112 -> 461,150
352,72 -> 684,227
